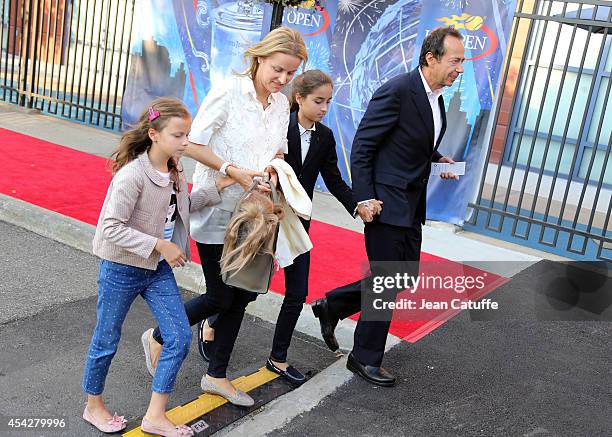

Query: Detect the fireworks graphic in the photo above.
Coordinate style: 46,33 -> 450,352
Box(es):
196,0 -> 210,28
334,0 -> 385,36
305,38 -> 331,71
347,1 -> 421,121
338,0 -> 362,15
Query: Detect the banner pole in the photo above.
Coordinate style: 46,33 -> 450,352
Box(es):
270,4 -> 284,30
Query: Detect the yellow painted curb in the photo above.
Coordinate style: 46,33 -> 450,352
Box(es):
123,367 -> 279,436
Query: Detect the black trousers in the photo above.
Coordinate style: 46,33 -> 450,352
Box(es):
270,219 -> 312,362
269,248 -> 311,362
326,220 -> 422,367
152,243 -> 256,378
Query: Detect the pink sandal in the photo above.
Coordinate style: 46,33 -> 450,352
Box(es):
82,406 -> 127,433
141,417 -> 194,436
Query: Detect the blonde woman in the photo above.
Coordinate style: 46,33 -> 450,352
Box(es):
143,27 -> 307,407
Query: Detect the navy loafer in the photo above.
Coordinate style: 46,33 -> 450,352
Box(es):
197,320 -> 211,362
266,358 -> 306,385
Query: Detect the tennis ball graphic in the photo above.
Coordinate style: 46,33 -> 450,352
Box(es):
465,15 -> 484,31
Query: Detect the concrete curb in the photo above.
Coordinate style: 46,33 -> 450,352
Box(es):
216,335 -> 402,437
0,193 -> 209,290
1,194 -> 95,253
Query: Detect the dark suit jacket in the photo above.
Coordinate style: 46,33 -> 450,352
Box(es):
284,112 -> 355,229
350,68 -> 446,227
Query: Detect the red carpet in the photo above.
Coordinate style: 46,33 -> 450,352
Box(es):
0,128 -> 508,342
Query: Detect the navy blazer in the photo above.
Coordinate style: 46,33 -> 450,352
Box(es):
284,112 -> 355,222
350,68 -> 446,227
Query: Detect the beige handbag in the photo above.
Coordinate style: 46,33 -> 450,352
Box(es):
221,177 -> 280,294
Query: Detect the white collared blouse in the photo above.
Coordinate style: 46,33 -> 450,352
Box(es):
188,74 -> 290,244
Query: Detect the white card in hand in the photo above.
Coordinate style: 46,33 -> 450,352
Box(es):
430,161 -> 466,176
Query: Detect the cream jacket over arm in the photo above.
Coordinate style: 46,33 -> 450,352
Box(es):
267,158 -> 313,268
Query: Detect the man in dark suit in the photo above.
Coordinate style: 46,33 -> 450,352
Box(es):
312,27 -> 465,386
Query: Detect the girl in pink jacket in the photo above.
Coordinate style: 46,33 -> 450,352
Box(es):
83,98 -> 232,437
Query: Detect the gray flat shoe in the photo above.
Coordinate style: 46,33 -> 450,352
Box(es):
200,375 -> 254,407
141,328 -> 156,377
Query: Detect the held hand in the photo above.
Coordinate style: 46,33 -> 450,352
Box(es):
357,199 -> 383,223
367,199 -> 383,216
252,166 -> 279,194
357,203 -> 374,223
155,240 -> 187,268
438,156 -> 459,180
226,166 -> 264,191
253,179 -> 271,193
214,174 -> 236,191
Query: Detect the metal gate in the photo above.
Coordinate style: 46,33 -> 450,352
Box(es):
466,0 -> 611,262
0,0 -> 135,129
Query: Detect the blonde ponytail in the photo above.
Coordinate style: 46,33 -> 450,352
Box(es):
220,191 -> 284,276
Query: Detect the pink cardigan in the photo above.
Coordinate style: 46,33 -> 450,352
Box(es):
93,153 -> 220,270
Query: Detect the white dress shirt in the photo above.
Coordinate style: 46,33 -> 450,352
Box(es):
188,75 -> 290,243
298,122 -> 316,164
418,67 -> 444,147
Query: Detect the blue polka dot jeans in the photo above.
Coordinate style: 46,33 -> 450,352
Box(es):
82,259 -> 192,395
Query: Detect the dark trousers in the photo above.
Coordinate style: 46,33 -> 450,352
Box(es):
152,243 -> 256,378
270,218 -> 312,362
270,249 -> 311,362
326,220 -> 422,367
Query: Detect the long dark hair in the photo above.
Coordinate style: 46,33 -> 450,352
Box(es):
112,97 -> 190,191
289,69 -> 333,113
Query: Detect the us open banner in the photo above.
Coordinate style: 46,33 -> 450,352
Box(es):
121,0 -> 516,225
325,0 -> 516,225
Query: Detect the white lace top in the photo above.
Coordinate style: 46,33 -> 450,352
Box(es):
188,75 -> 290,244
